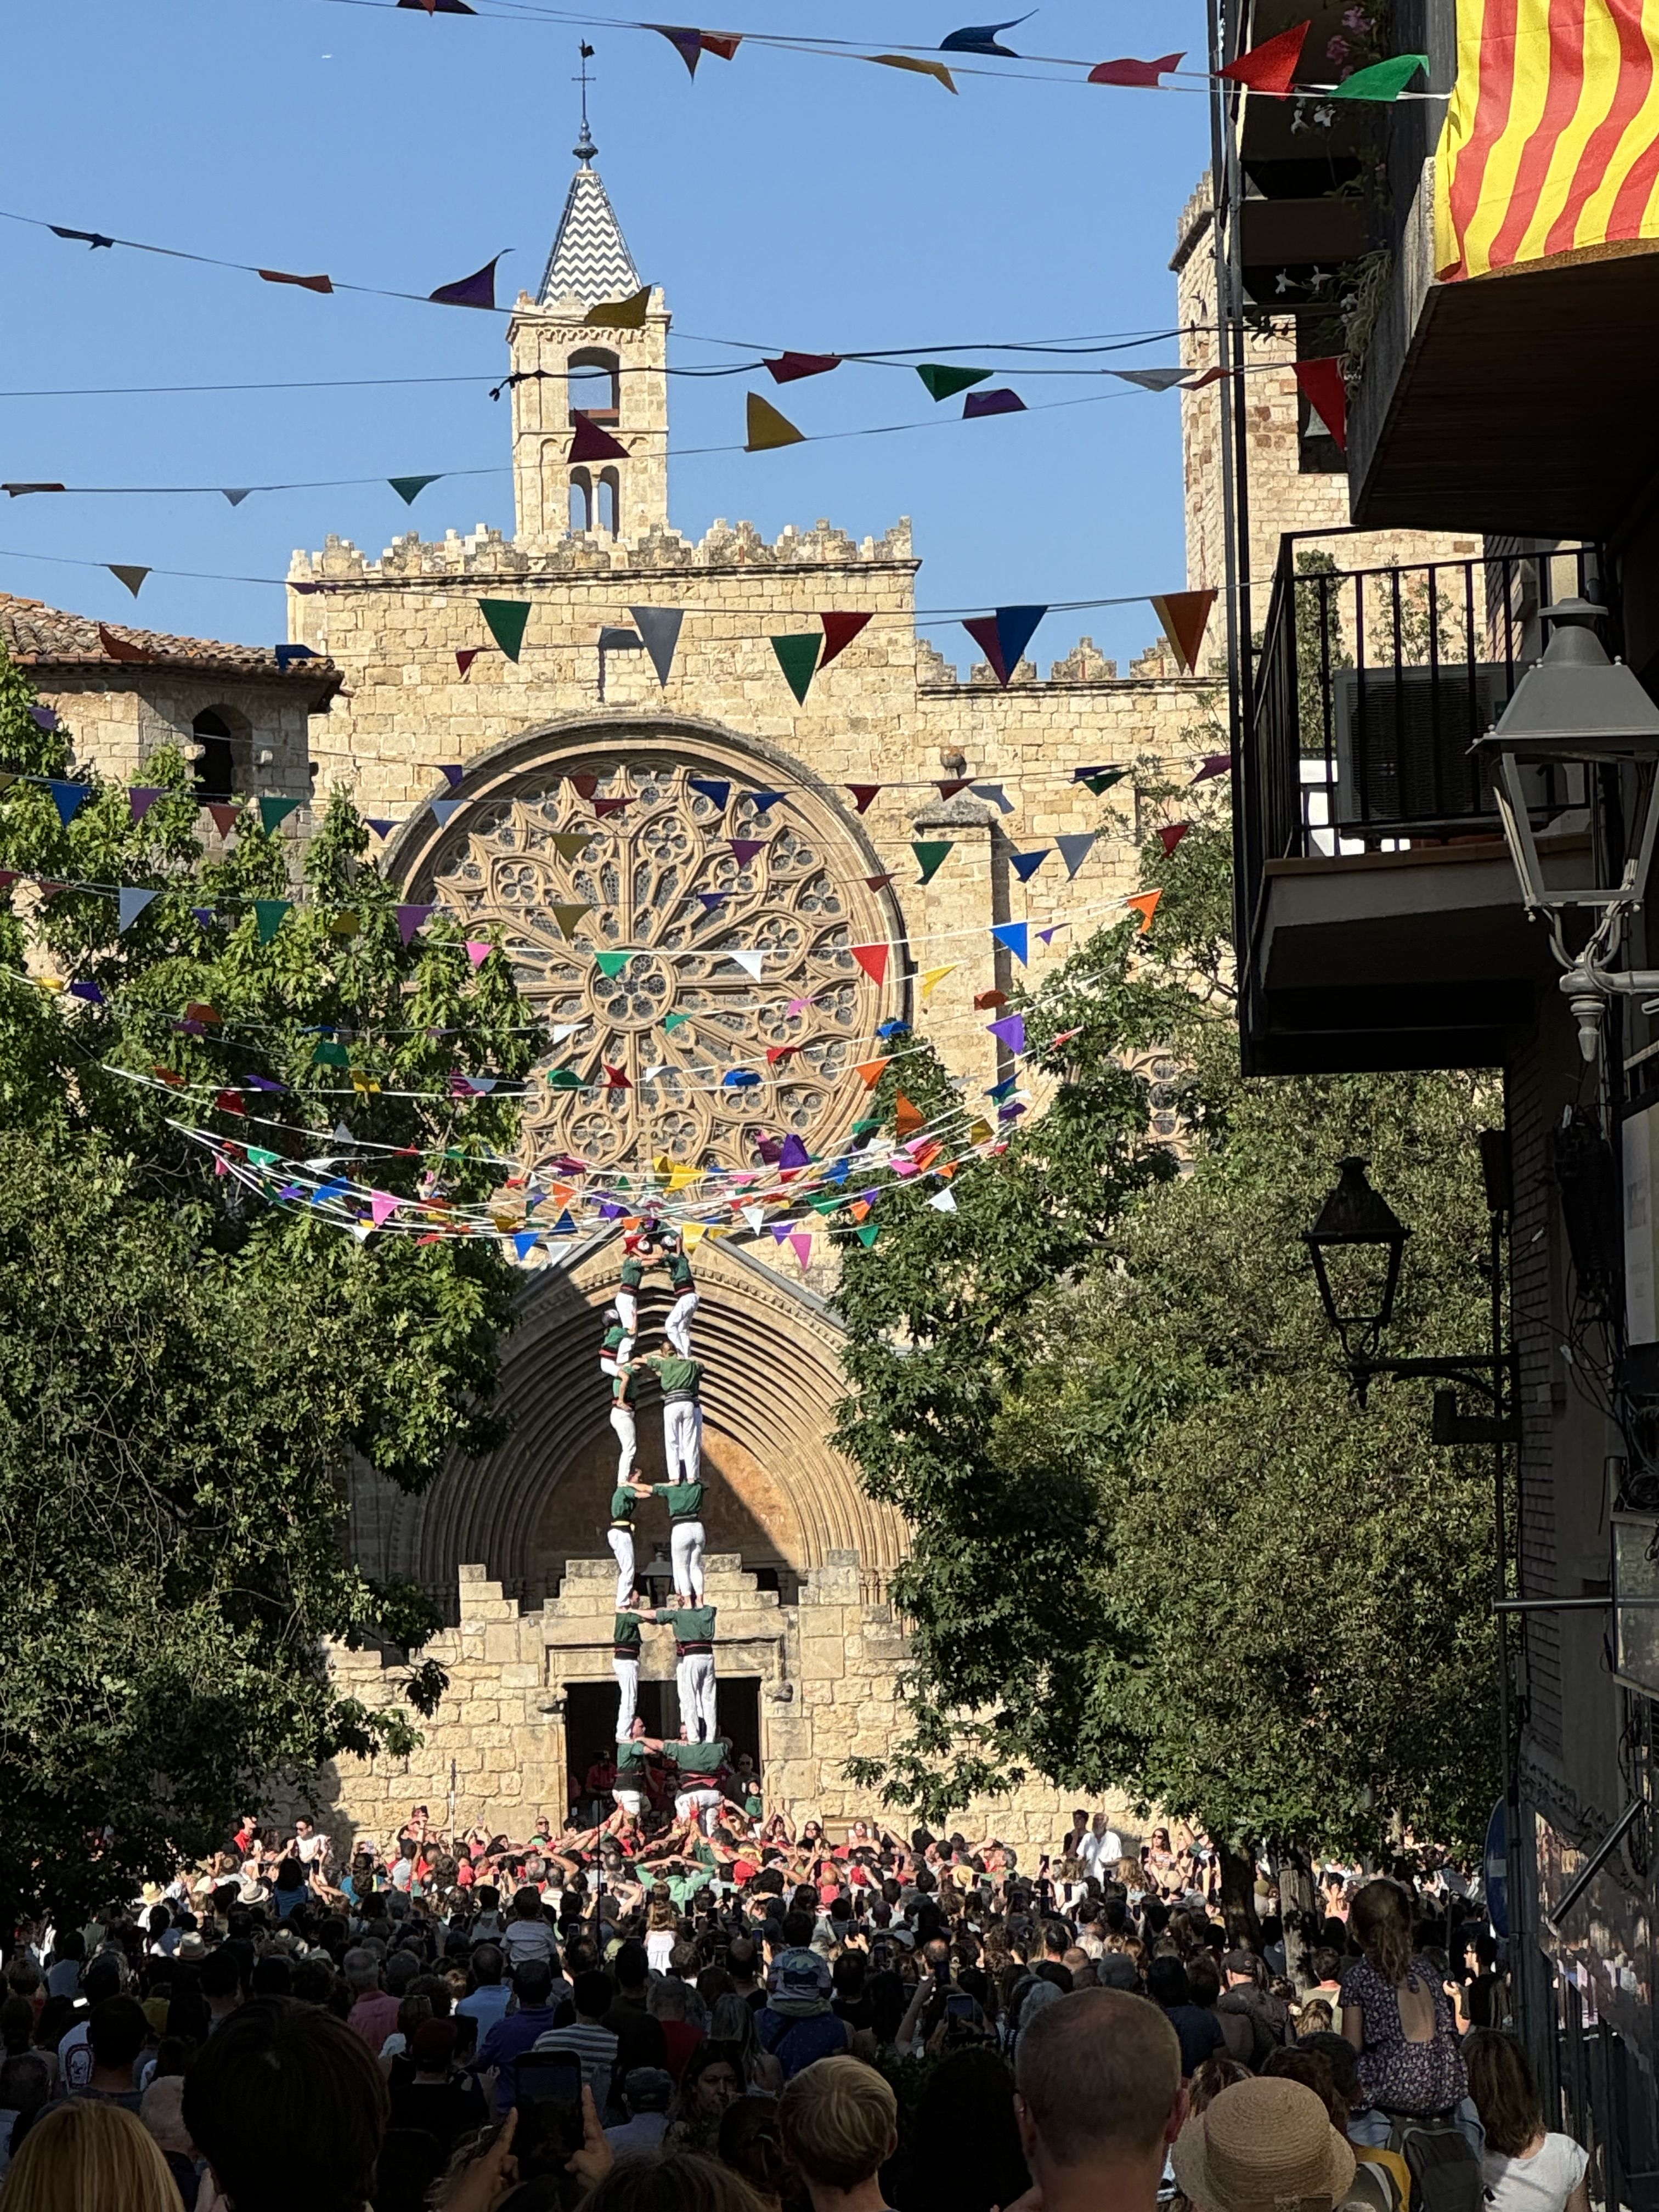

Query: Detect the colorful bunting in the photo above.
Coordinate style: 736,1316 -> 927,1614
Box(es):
222,489 -> 253,507
128,787 -> 162,825
894,1093 -> 925,1137
396,903 -> 436,945
975,990 -> 1007,1009
551,902 -> 592,939
1218,21 -> 1309,92
921,964 -> 956,1001
788,1231 -> 814,1269
962,604 -> 1046,688
1115,366 -> 1192,391
257,796 -> 302,833
746,393 -> 805,451
629,605 -> 685,686
1089,51 -> 1185,86
390,475 -> 442,505
851,944 -> 889,985
690,778 -> 732,809
568,410 -> 630,464
253,899 -> 290,944
588,286 -> 653,329
48,781 -> 90,827
749,789 -> 784,814
1295,359 -> 1347,451
916,363 -> 991,402
847,785 -> 880,814
855,1222 -> 881,1247
431,799 -> 465,829
870,53 -> 957,90
258,267 -> 333,294
594,951 -> 634,979
478,599 -> 531,662
99,624 -> 148,663
429,255 -> 504,311
1328,52 -> 1427,99
766,352 -> 840,382
593,794 -> 634,819
1193,752 -> 1232,785
963,387 -> 1025,418
1149,589 -> 1218,674
771,634 -> 823,704
988,1012 -> 1026,1054
729,837 -> 767,866
912,840 -> 953,885
992,921 -> 1029,964
727,949 -> 766,980
927,1189 -> 959,1212
456,648 -> 481,678
972,782 -> 1014,812
1158,822 -> 1192,856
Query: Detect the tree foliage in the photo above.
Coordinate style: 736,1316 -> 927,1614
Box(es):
0,650 -> 544,1916
836,800 -> 1501,1860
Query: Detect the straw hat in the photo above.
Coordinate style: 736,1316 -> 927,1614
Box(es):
1171,2079 -> 1356,2212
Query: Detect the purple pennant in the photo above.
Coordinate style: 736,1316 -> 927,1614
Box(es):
244,1074 -> 286,1092
129,787 -> 163,825
276,1183 -> 307,1203
428,254 -> 504,310
755,1136 -> 784,1164
777,1134 -> 811,1169
987,1013 -> 1026,1055
598,1200 -> 628,1220
28,704 -> 59,732
770,1222 -> 793,1244
698,891 -> 731,912
365,819 -> 396,837
652,23 -> 704,75
1039,926 -> 1063,946
191,907 -> 216,927
67,980 -> 104,1005
729,838 -> 766,866
396,903 -> 437,945
438,764 -> 465,789
963,387 -> 1025,419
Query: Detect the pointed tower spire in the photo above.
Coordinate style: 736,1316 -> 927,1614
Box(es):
538,44 -> 640,306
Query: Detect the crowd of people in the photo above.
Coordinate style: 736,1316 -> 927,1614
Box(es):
0,1795 -> 1596,2212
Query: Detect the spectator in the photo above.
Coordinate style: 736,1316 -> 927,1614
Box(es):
664,2041 -> 743,2155
603,1942 -> 669,2096
576,2149 -> 772,2211
778,2053 -> 898,2212
757,1953 -> 850,2080
75,1996 -> 149,2112
386,2019 -> 487,2162
44,1934 -> 83,2004
1147,1956 -> 1224,2080
718,2096 -> 792,2212
138,2074 -> 200,2212
1013,1988 -> 1184,2212
1216,1951 -> 1292,2070
0,2100 -> 181,2212
343,1948 -> 400,2053
1339,1881 -> 1475,2152
605,2066 -> 675,2157
899,2044 -> 1030,2212
532,1970 -> 620,2117
646,1974 -> 707,2083
199,1946 -> 245,2035
1465,2030 -> 1591,2212
476,1959 -> 559,2117
182,1996 -> 388,2212
500,1888 -> 560,1972
454,1945 -> 510,2042
0,2055 -> 49,2180
1171,2076 -> 1356,2212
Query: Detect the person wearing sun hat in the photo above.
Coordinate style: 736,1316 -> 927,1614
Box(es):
1172,2076 -> 1358,2212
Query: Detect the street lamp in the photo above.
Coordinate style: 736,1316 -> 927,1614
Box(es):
1302,1155 -> 1410,1372
1476,599 -> 1659,1062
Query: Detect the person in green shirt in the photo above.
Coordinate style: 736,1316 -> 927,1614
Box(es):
659,1229 -> 699,1356
668,1731 -> 732,1835
616,1232 -> 651,1346
612,1590 -> 646,1736
612,1716 -> 664,1824
607,1370 -> 639,1604
629,1456 -> 705,1603
644,1599 -> 718,1744
637,1347 -> 704,1532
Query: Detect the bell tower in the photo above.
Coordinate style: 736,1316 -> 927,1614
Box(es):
507,69 -> 669,546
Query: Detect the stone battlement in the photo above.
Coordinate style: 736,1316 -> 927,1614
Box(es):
290,517 -> 917,590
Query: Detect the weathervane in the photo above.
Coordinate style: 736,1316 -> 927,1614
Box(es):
574,41 -> 597,163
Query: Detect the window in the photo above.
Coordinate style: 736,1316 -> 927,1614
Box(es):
597,467 -> 619,537
568,467 -> 592,533
568,347 -> 620,425
193,709 -> 237,802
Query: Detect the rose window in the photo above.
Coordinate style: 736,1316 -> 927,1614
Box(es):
431,752 -> 900,1176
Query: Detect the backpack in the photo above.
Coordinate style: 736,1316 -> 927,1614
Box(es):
1388,2114 -> 1485,2212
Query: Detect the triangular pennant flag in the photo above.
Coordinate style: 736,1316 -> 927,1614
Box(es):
975,990 -> 1007,1010
870,52 -> 957,90
690,778 -> 731,809
991,921 -> 1029,964
1294,359 -> 1347,451
128,787 -> 163,825
222,488 -> 253,507
550,831 -> 592,862
396,903 -> 436,945
512,1231 -> 540,1261
213,1087 -> 246,1116
920,964 -> 956,1001
1149,589 -> 1218,674
1194,752 -> 1232,785
569,773 -> 600,800
729,837 -> 767,866
962,387 -> 1025,418
1328,52 -> 1427,99
746,392 -> 805,451
478,599 -> 531,662
851,944 -> 889,985
1126,890 -> 1163,933
1159,822 -> 1192,856
1009,849 -> 1049,882
568,410 -> 630,464
742,1203 -> 768,1232
819,611 -> 872,668
588,285 -> 653,329
1075,763 -> 1128,792
941,13 -> 1032,54
697,891 -> 730,913
1218,21 -> 1310,90
700,31 -> 742,59
988,1012 -> 1026,1054
429,254 -> 505,310
788,1231 -> 814,1271
594,794 -> 634,818
771,633 -> 822,704
663,1011 -> 692,1032
108,564 -> 149,597
253,900 -> 290,944
652,22 -> 705,74
371,1190 -> 403,1227
431,798 -> 465,828
766,1042 -> 800,1063
258,795 -> 302,833
866,872 -> 896,891
629,605 -> 685,686
1088,50 -> 1185,85
48,781 -> 90,827
972,782 -> 1014,813
766,352 -> 840,383
551,902 -> 592,939
390,475 -> 442,505
962,614 -> 1007,684
936,778 -> 971,799
847,785 -> 881,813
117,886 -> 159,933
727,949 -> 766,980
856,1221 -> 882,1247
912,840 -> 952,885
258,267 -> 332,293
855,1058 -> 885,1087
551,1208 -> 577,1235
927,1188 -> 959,1212
455,647 -> 482,679
1056,831 -> 1098,879
962,605 -> 1046,688
894,1093 -> 925,1137
916,363 -> 991,402
1113,365 -> 1191,391
595,951 -> 634,978
437,764 -> 465,789
604,1064 -> 633,1088
98,624 -> 148,662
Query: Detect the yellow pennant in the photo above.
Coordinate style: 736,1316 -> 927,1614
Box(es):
920,963 -> 956,1002
746,392 -> 805,452
869,52 -> 958,91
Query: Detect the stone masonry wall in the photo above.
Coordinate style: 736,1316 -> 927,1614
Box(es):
287,1555 -> 1142,1860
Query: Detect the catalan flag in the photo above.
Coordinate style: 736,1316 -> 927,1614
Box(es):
1436,0 -> 1659,280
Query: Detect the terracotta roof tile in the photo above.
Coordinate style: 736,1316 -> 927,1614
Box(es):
0,593 -> 340,693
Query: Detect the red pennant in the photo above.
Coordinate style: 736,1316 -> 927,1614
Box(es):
1088,50 -> 1184,85
569,773 -> 601,800
936,778 -> 970,799
766,352 -> 842,383
568,410 -> 629,464
962,614 -> 1007,686
206,804 -> 240,838
846,783 -> 881,812
1295,358 -> 1347,451
456,648 -> 480,677
213,1088 -> 247,1116
1158,822 -> 1192,856
258,268 -> 334,294
1218,21 -> 1308,91
1181,365 -> 1232,391
1149,590 -> 1218,674
865,871 -> 896,891
820,611 -> 872,668
604,1064 -> 632,1090
701,30 -> 742,58
974,990 -> 1007,1009
851,944 -> 889,985
766,1043 -> 802,1064
594,795 -> 634,817
99,624 -> 149,663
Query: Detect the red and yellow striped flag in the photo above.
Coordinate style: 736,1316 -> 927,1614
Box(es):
1435,0 -> 1659,280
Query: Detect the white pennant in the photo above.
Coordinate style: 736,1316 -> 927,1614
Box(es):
927,1188 -> 958,1212
741,1204 -> 768,1232
727,949 -> 766,980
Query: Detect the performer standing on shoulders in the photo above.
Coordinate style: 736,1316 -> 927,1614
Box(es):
628,1456 -> 704,1605
612,1715 -> 663,1826
637,1346 -> 703,1492
612,1589 -> 645,1735
642,1596 -> 718,1741
616,1231 -> 651,1353
660,1229 -> 699,1357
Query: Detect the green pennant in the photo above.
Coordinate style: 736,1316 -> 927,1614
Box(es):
1328,51 -> 1428,99
389,473 -> 443,504
808,1193 -> 844,1215
771,633 -> 823,706
545,1068 -> 585,1090
594,950 -> 634,979
258,795 -> 303,834
550,902 -> 591,940
1082,768 -> 1130,795
852,1116 -> 882,1136
248,1147 -> 280,1167
478,598 -> 531,663
550,831 -> 594,862
313,1039 -> 351,1068
916,364 -> 992,402
663,1011 -> 693,1031
253,900 -> 290,945
856,1222 -> 881,1248
912,839 -> 953,885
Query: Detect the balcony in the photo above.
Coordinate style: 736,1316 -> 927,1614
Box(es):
1237,536 -> 1611,1073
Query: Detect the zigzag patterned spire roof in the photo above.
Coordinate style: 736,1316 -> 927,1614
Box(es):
538,157 -> 642,309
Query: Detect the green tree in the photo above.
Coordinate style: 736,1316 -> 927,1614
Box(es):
837,804 -> 1500,1878
0,648 -> 544,1918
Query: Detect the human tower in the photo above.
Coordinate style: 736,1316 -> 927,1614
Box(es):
597,1228 -> 731,1834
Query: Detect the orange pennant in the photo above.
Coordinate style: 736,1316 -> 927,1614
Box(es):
894,1093 -> 925,1137
1148,590 -> 1216,675
855,1059 -> 886,1088
1126,890 -> 1163,934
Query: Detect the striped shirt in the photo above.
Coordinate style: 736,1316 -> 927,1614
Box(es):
532,2021 -> 618,2114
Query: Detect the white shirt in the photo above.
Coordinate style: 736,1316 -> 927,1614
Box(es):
1483,2135 -> 1589,2212
1080,1828 -> 1124,1871
501,1917 -> 559,1969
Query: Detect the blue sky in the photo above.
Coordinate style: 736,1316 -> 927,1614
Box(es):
0,0 -> 1210,676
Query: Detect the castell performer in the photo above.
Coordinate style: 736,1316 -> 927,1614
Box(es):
629,1454 -> 704,1603
612,1589 -> 645,1735
669,1731 -> 731,1833
608,1451 -> 639,1605
612,1714 -> 662,1824
660,1228 -> 699,1357
638,1345 -> 703,1491
616,1229 -> 651,1351
644,1597 -> 718,1741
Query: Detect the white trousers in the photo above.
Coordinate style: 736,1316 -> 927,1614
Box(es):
616,1288 -> 639,1335
675,1786 -> 724,1834
613,1655 -> 637,1737
610,1404 -> 636,1483
679,1650 -> 717,1739
612,1786 -> 644,1818
670,1519 -> 705,1601
607,1527 -> 635,1605
665,1290 -> 699,1357
663,1400 -> 702,1485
